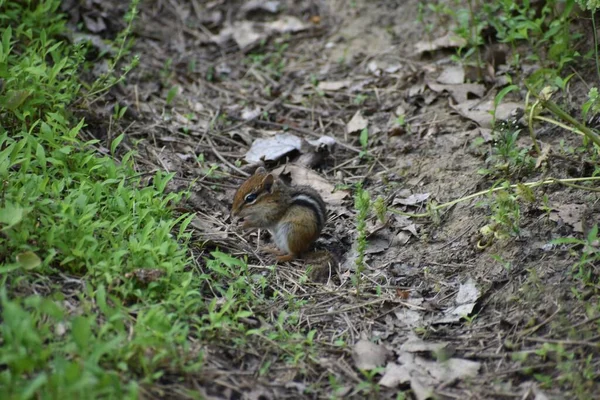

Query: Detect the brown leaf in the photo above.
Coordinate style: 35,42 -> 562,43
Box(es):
317,80 -> 351,91
244,133 -> 303,164
413,32 -> 467,54
450,99 -> 522,129
393,193 -> 430,206
352,339 -> 391,370
272,164 -> 349,206
427,82 -> 485,104
549,203 -> 586,233
437,66 -> 465,85
346,111 -> 368,134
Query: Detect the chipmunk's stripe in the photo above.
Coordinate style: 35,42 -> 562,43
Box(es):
292,193 -> 325,229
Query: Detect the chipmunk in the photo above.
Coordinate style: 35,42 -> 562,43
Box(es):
230,166 -> 327,262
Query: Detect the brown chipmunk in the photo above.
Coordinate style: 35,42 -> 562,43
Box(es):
230,167 -> 327,262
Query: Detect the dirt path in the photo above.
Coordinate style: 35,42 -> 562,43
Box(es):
90,0 -> 600,398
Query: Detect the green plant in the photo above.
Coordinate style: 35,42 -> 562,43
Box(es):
84,0 -> 140,99
479,120 -> 534,177
552,225 -> 600,284
353,185 -> 371,292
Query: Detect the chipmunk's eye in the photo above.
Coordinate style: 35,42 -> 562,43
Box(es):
245,193 -> 257,203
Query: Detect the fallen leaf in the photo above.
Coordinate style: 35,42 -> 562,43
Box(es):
317,80 -> 351,91
365,237 -> 390,254
241,105 -> 262,120
414,32 -> 467,54
437,66 -> 465,84
403,223 -> 418,237
393,193 -> 430,206
456,278 -> 480,304
83,15 -> 106,33
427,82 -> 485,104
394,308 -> 423,328
379,350 -> 480,400
401,335 -> 449,354
229,21 -> 264,49
435,278 -> 481,323
479,127 -> 493,142
267,16 -> 309,33
16,251 -> 41,270
450,99 -> 522,129
272,164 -> 349,206
241,0 -> 280,14
379,362 -> 411,388
535,144 -> 551,168
352,339 -> 391,370
244,133 -> 303,163
307,135 -> 336,150
347,111 -> 368,134
549,203 -> 586,233
215,16 -> 308,50
190,215 -> 228,240
395,231 -> 411,245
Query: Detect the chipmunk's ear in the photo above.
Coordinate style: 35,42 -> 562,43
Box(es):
261,173 -> 274,192
255,166 -> 267,175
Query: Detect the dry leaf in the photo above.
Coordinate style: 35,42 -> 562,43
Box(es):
352,339 -> 391,370
403,223 -> 418,237
414,32 -> 467,54
317,80 -> 351,91
83,15 -> 107,33
379,351 -> 480,400
401,335 -> 449,354
272,164 -> 349,206
549,203 -> 586,233
435,278 -> 481,324
437,66 -> 465,84
347,111 -> 368,134
393,193 -> 430,206
241,106 -> 262,120
450,99 -> 522,129
427,82 -> 485,104
241,0 -> 280,14
267,16 -> 309,33
365,237 -> 390,254
244,133 -> 303,163
535,144 -> 551,168
229,21 -> 264,49
395,231 -> 411,245
216,16 -> 309,50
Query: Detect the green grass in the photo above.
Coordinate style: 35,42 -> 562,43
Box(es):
0,6 -> 323,398
0,1 -> 299,398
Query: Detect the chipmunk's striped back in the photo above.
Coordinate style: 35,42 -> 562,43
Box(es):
291,188 -> 327,230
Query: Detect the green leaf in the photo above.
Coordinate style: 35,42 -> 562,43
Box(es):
359,128 -> 368,149
111,133 -> 125,154
72,316 -> 92,353
1,26 -> 11,58
1,89 -> 30,111
0,203 -> 26,230
16,251 -> 42,270
36,142 -> 46,171
494,85 -> 519,109
166,86 -> 179,105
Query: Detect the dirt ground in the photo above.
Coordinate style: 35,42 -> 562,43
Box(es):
73,0 -> 600,398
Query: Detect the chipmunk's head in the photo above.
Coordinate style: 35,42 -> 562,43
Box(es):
231,167 -> 285,228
